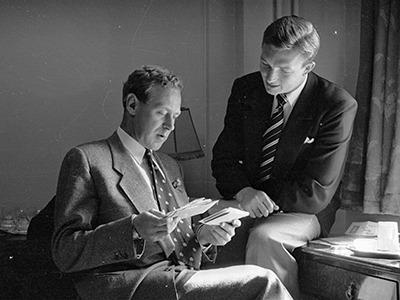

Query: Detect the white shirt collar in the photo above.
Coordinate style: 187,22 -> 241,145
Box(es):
117,127 -> 146,165
116,127 -> 166,180
284,74 -> 308,108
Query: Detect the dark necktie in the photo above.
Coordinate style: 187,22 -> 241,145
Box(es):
257,94 -> 287,184
145,150 -> 201,269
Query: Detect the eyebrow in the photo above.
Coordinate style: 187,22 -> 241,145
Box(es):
261,60 -> 293,70
154,104 -> 181,115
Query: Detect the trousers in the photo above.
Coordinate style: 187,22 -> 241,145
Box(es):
134,264 -> 292,300
245,213 -> 320,299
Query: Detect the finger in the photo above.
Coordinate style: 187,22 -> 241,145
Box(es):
170,216 -> 181,225
144,220 -> 168,230
230,219 -> 241,228
147,231 -> 168,242
255,203 -> 269,217
167,217 -> 180,233
142,223 -> 169,235
217,222 -> 232,234
219,222 -> 235,236
259,197 -> 274,213
150,209 -> 168,218
147,211 -> 170,226
140,228 -> 167,242
212,224 -> 232,241
253,206 -> 264,218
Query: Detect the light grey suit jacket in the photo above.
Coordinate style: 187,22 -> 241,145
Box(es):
52,132 -> 194,299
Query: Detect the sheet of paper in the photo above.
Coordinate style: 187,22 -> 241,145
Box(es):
199,207 -> 249,225
167,198 -> 218,219
345,221 -> 378,237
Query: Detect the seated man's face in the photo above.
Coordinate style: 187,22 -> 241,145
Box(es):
133,85 -> 181,150
259,43 -> 313,96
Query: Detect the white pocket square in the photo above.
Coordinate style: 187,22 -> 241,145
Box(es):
304,137 -> 315,144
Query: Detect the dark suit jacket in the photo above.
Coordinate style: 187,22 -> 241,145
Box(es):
212,71 -> 357,236
51,132 -> 200,299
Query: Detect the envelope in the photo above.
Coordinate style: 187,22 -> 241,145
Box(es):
167,198 -> 218,219
199,207 -> 249,225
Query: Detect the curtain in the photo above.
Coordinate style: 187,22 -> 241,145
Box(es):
341,0 -> 400,215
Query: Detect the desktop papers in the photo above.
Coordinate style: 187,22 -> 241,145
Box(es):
167,198 -> 218,219
199,207 -> 249,225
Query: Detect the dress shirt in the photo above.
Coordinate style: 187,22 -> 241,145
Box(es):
270,75 -> 307,126
117,127 -> 167,193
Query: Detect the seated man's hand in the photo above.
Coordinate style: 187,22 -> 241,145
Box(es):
235,187 -> 279,218
197,219 -> 241,246
133,209 -> 180,242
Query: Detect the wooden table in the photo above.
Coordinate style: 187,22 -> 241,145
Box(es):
295,236 -> 400,300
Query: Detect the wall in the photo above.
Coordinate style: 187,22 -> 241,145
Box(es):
2,0 -> 389,234
0,0 -> 241,214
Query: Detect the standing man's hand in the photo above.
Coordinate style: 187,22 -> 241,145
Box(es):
235,187 -> 279,218
133,209 -> 180,242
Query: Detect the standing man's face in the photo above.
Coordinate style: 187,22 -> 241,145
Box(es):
260,43 -> 315,96
129,85 -> 181,151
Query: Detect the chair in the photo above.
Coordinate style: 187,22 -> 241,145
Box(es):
22,196 -> 78,299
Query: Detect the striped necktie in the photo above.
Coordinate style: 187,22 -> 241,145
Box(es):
257,94 -> 287,184
145,150 -> 202,269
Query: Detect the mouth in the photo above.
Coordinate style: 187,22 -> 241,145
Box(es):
266,83 -> 280,89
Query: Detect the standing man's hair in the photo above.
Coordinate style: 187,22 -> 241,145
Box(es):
262,15 -> 320,63
122,65 -> 183,107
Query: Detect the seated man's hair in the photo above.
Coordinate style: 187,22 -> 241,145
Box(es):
262,15 -> 320,63
122,65 -> 183,106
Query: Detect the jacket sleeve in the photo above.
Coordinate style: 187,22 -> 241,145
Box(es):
51,147 -> 146,273
211,79 -> 251,199
277,92 -> 358,214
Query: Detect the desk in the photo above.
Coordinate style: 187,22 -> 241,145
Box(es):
295,237 -> 400,300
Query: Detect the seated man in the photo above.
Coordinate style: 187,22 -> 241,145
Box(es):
51,65 -> 292,300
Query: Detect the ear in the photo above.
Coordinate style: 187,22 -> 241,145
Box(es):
125,93 -> 138,116
304,61 -> 315,75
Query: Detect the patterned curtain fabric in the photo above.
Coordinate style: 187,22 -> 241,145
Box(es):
341,0 -> 400,215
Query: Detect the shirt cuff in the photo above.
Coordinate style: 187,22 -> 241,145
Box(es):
195,223 -> 217,263
131,215 -> 146,259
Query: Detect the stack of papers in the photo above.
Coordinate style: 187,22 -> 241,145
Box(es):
167,198 -> 218,219
199,207 -> 249,225
345,221 -> 377,237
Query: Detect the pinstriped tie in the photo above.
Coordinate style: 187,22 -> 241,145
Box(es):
257,94 -> 287,184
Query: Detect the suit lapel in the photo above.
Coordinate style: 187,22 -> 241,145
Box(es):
244,73 -> 274,164
272,73 -> 318,179
107,132 -> 158,213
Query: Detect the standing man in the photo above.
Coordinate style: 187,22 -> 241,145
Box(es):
212,16 -> 357,298
51,65 -> 291,300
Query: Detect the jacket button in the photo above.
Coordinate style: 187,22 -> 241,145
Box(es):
303,187 -> 311,195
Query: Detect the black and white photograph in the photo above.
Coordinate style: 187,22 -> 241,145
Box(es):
1,1 -> 399,299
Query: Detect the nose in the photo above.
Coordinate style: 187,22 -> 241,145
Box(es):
264,68 -> 278,83
163,114 -> 175,131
